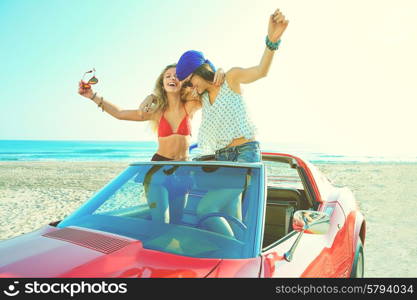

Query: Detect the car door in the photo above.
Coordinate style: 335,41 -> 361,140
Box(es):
260,161 -> 334,277
260,228 -> 335,277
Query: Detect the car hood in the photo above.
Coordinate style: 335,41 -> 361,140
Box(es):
0,226 -> 221,278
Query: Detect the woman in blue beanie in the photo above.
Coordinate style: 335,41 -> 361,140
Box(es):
175,9 -> 289,236
176,8 -> 289,163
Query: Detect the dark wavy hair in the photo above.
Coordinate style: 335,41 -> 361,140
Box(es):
192,63 -> 215,82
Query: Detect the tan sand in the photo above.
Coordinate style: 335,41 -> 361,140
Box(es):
0,162 -> 127,241
317,163 -> 417,278
0,161 -> 416,277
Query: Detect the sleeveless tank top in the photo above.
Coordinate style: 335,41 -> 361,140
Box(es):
198,80 -> 256,154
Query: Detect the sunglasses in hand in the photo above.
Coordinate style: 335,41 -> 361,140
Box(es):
80,68 -> 98,89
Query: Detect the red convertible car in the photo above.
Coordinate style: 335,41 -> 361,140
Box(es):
0,152 -> 365,278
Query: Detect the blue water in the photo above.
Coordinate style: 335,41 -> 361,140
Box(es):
0,140 -> 157,162
0,140 -> 416,163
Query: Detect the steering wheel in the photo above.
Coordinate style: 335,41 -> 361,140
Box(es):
197,213 -> 247,238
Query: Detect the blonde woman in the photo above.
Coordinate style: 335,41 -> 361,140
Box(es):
78,64 -> 224,224
78,64 -> 224,161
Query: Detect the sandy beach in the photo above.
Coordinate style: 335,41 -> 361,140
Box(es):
0,161 -> 416,277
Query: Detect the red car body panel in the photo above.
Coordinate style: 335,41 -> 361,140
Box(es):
206,258 -> 262,278
0,226 -> 220,278
300,207 -> 353,277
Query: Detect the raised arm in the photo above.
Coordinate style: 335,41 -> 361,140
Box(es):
227,9 -> 289,87
78,82 -> 153,121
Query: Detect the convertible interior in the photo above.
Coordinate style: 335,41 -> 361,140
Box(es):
263,187 -> 310,248
69,156 -> 315,254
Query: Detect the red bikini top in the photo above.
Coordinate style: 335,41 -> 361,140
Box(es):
158,105 -> 191,137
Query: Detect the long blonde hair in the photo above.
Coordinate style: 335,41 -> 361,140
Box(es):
149,63 -> 177,132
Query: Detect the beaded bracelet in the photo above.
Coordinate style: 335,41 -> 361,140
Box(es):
265,36 -> 281,51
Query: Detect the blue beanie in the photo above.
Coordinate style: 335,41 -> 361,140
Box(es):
176,50 -> 216,81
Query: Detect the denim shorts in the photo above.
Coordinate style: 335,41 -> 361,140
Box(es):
214,141 -> 261,163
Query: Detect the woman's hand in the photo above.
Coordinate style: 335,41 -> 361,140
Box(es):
181,86 -> 200,102
268,9 -> 289,43
139,94 -> 157,113
213,68 -> 225,86
224,9 -> 289,91
78,81 -> 94,99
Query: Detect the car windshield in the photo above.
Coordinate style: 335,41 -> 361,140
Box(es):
58,163 -> 261,259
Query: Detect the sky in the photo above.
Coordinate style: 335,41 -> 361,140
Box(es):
0,0 -> 416,157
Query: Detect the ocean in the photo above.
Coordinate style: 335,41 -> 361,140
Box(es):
0,140 -> 416,163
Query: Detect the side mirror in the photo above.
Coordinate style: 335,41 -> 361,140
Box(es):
284,210 -> 330,262
292,210 -> 330,235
